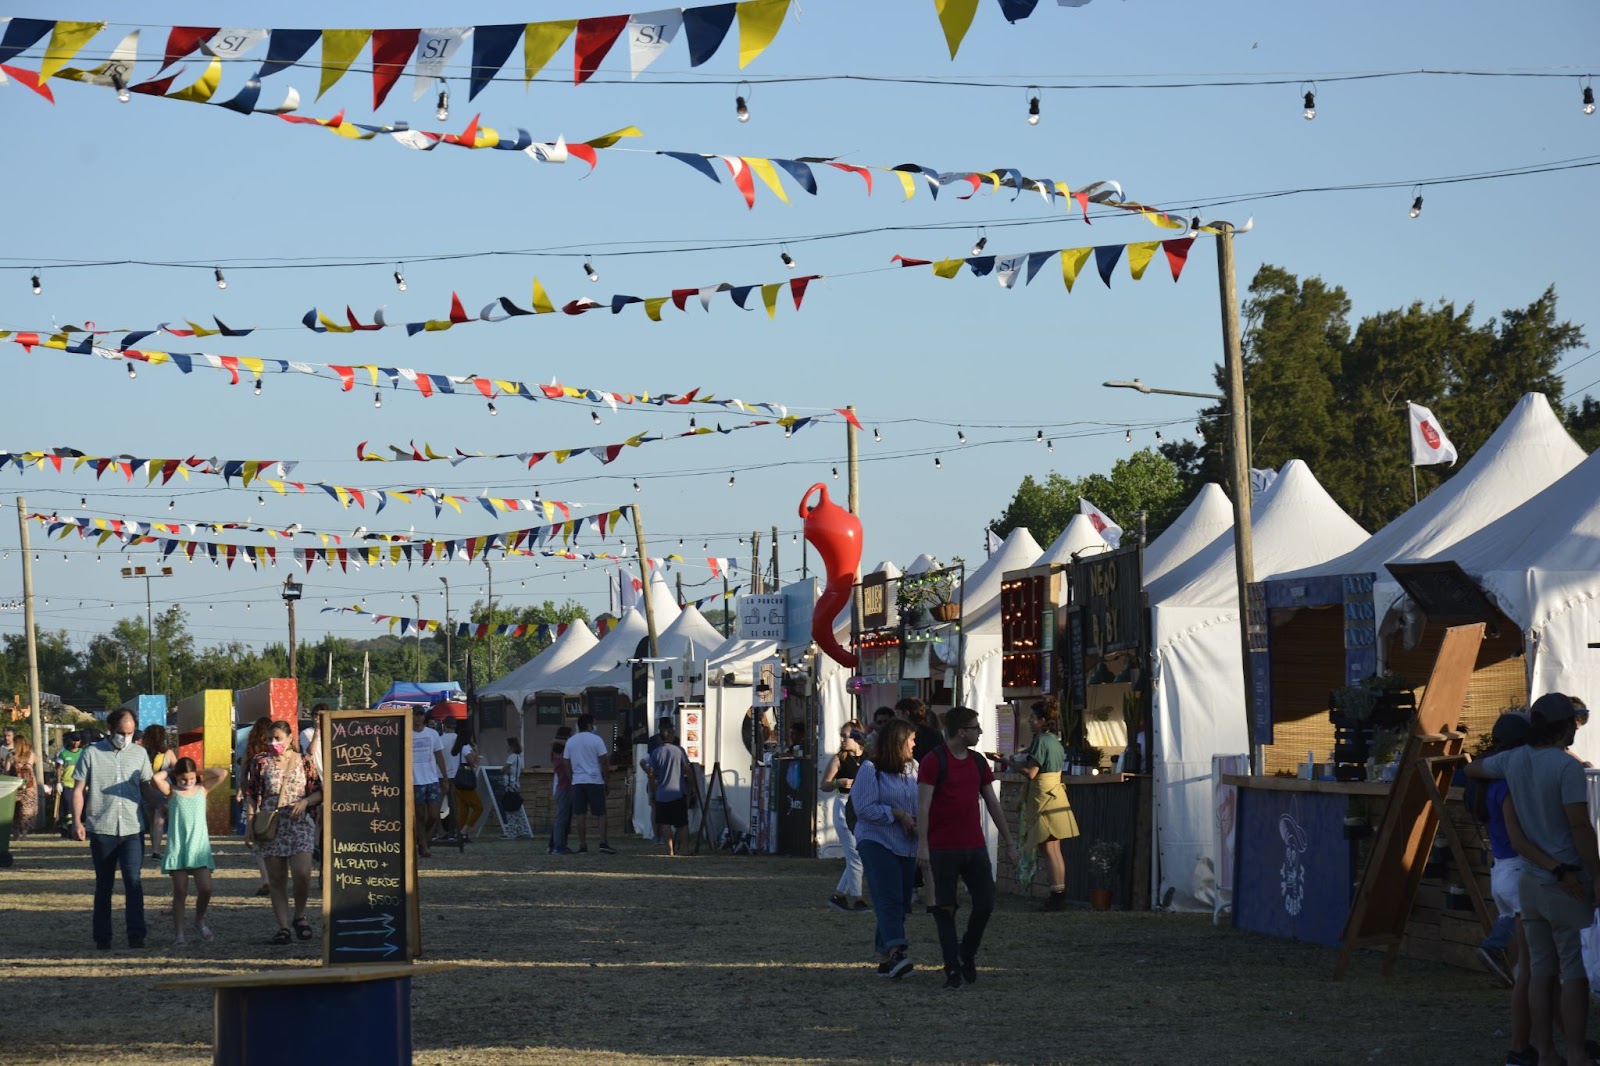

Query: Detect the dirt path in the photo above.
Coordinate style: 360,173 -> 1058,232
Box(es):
4,832 -> 1515,1064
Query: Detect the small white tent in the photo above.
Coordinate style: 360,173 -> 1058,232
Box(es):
479,621 -> 598,711
1034,514 -> 1109,568
1147,460 -> 1368,910
1142,484 -> 1234,587
1399,442 -> 1600,765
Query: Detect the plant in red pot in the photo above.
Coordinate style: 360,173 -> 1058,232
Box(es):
1087,840 -> 1123,911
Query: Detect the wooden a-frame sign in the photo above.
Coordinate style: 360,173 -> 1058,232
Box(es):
1334,623 -> 1494,978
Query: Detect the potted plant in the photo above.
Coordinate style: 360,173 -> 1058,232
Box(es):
896,562 -> 963,627
1087,840 -> 1123,911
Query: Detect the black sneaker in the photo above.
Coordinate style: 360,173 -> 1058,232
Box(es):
1477,946 -> 1513,988
960,956 -> 977,984
1042,890 -> 1066,912
886,949 -> 913,979
828,894 -> 850,913
598,842 -> 617,855
851,900 -> 871,913
942,969 -> 963,991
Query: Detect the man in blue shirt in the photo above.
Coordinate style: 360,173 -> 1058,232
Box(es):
70,707 -> 154,950
644,725 -> 697,856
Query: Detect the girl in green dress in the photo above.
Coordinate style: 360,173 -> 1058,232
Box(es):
151,755 -> 228,946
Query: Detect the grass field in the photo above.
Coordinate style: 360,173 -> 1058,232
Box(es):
3,830 -> 1522,1065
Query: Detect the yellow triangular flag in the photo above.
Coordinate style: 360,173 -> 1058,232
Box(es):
168,56 -> 222,103
1061,247 -> 1093,292
531,277 -> 554,314
524,20 -> 576,81
744,158 -> 790,204
761,283 -> 781,319
736,0 -> 789,68
644,297 -> 668,322
318,29 -> 372,100
1127,242 -> 1159,281
40,21 -> 105,81
889,169 -> 917,201
585,126 -> 643,149
932,258 -> 965,279
934,0 -> 978,59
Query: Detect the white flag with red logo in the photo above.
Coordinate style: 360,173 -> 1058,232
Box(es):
1079,499 -> 1123,549
1408,402 -> 1458,467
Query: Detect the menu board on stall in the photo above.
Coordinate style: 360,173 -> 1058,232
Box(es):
680,704 -> 705,764
321,709 -> 417,965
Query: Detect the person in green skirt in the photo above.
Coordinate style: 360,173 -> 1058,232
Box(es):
150,755 -> 227,946
1006,697 -> 1080,911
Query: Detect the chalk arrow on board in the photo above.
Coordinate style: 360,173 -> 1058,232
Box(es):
335,943 -> 400,957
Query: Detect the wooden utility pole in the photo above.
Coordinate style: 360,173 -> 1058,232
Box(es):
845,404 -> 860,517
1217,224 -> 1259,767
770,525 -> 780,590
675,571 -> 684,608
15,497 -> 43,796
631,505 -> 659,657
750,530 -> 762,594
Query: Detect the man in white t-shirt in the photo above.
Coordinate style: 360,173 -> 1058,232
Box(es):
410,706 -> 449,859
564,714 -> 613,854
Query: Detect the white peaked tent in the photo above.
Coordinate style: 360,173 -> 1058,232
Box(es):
1035,514 -> 1109,568
960,528 -> 1045,635
479,621 -> 598,709
656,602 -> 724,659
1400,443 -> 1600,766
1147,460 -> 1369,910
540,575 -> 680,696
905,554 -> 939,575
1142,484 -> 1234,587
1274,393 -> 1585,628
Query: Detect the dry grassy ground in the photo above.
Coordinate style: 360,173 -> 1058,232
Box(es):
2,830 -> 1526,1065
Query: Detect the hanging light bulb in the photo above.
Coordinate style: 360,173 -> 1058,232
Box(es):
30,271 -> 41,295
831,466 -> 839,480
374,390 -> 383,408
487,400 -> 497,416
167,500 -> 174,511
1125,427 -> 1132,443
435,83 -> 450,122
534,489 -> 542,502
1026,88 -> 1041,125
253,378 -> 262,397
1047,439 -> 1054,453
689,416 -> 697,428
591,410 -> 602,425
1409,193 -> 1424,219
780,248 -> 796,269
934,455 -> 943,470
1155,429 -> 1164,442
112,71 -> 130,103
1302,89 -> 1316,120
393,265 -> 407,292
583,258 -> 599,283
632,480 -> 641,492
957,428 -> 966,444
80,496 -> 86,507
257,494 -> 265,506
728,474 -> 736,487
127,362 -> 137,379
735,94 -> 749,122
1036,429 -> 1044,442
214,267 -> 228,290
972,231 -> 988,255
1585,84 -> 1597,116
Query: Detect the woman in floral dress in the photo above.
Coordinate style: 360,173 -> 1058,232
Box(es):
242,719 -> 322,945
11,736 -> 37,840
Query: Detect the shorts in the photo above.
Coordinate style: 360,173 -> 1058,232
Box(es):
413,782 -> 441,806
573,783 -> 607,817
1491,855 -> 1526,918
655,796 -> 688,828
1518,869 -> 1592,981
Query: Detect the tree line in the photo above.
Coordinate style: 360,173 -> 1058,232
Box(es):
992,264 -> 1590,544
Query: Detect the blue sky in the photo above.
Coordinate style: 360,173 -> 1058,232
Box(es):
0,0 -> 1595,671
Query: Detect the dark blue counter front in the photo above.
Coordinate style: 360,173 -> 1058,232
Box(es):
1232,784 -> 1359,947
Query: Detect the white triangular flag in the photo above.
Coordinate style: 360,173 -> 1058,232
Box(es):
626,10 -> 682,78
996,254 -> 1026,289
412,27 -> 472,100
203,28 -> 269,60
1250,467 -> 1279,497
1407,402 -> 1457,466
1079,499 -> 1123,549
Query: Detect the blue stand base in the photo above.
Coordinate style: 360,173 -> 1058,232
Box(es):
213,977 -> 412,1066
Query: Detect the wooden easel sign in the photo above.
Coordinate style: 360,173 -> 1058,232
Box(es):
321,709 -> 419,965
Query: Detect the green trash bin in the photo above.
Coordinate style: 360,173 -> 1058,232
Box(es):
0,775 -> 18,867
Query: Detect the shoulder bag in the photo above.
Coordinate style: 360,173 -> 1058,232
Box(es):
453,748 -> 478,791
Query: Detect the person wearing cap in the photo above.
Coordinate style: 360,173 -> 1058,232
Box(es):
820,720 -> 868,912
1468,692 -> 1600,1066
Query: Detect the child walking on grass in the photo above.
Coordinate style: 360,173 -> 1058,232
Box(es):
151,755 -> 228,946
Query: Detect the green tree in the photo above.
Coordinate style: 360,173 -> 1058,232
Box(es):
1565,395 -> 1600,453
990,449 -> 1186,546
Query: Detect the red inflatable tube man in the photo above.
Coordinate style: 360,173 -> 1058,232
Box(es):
799,483 -> 861,668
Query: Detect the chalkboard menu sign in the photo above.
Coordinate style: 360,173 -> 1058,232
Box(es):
321,709 -> 418,965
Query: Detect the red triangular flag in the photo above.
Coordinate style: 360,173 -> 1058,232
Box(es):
574,16 -> 629,84
1162,237 -> 1196,282
790,275 -> 819,311
449,292 -> 470,323
161,27 -> 217,70
370,29 -> 419,109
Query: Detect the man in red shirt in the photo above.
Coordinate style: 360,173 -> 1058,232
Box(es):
916,706 -> 1020,990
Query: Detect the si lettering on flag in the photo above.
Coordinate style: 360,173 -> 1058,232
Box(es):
1407,402 -> 1458,467
1078,499 -> 1122,549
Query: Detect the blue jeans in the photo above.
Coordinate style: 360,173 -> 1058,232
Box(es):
859,840 -> 915,955
88,833 -> 146,946
550,789 -> 573,851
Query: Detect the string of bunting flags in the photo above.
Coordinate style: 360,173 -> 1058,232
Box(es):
278,111 -> 641,165
32,507 -> 638,572
893,235 -> 1200,290
0,5 -> 791,109
0,329 -> 825,420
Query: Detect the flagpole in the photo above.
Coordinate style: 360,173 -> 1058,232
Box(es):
1412,464 -> 1419,505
